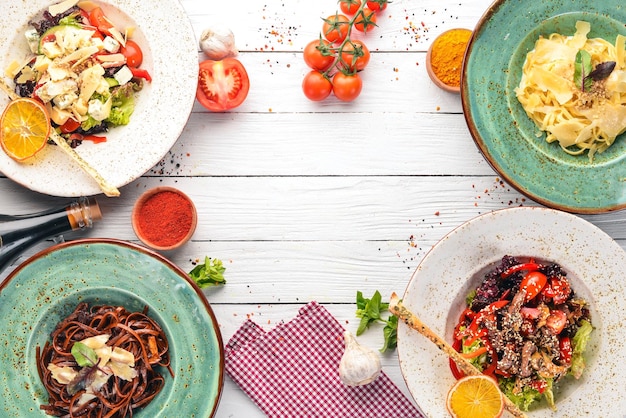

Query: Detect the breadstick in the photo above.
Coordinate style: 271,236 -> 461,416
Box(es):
0,78 -> 120,197
389,292 -> 527,418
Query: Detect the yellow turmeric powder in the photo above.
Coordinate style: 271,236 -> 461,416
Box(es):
430,29 -> 472,87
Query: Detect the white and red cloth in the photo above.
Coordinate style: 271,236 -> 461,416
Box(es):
225,301 -> 424,418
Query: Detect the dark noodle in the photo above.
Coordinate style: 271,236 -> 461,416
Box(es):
36,302 -> 173,417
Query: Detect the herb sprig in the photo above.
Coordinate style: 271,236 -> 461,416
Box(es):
355,290 -> 398,353
574,49 -> 615,92
67,342 -> 101,395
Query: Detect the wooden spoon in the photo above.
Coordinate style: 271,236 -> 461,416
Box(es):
389,292 -> 528,418
0,78 -> 120,197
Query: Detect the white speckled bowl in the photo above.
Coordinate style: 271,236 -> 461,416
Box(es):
397,206 -> 626,417
0,0 -> 198,197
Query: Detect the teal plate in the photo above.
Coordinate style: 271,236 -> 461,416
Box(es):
462,0 -> 626,214
0,239 -> 223,417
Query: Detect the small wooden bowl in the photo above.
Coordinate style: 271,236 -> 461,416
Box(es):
132,187 -> 197,251
425,28 -> 472,94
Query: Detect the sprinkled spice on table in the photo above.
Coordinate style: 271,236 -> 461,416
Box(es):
429,28 -> 472,88
136,190 -> 194,248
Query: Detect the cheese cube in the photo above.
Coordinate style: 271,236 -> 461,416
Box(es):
53,92 -> 78,110
103,36 -> 120,53
25,28 -> 40,54
88,97 -> 112,121
113,65 -> 133,85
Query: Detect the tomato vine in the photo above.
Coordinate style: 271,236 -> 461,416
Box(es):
302,0 -> 389,102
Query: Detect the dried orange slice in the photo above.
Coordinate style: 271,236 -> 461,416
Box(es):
0,98 -> 50,161
446,375 -> 504,418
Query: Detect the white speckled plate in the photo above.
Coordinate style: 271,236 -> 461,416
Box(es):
397,207 -> 626,417
0,0 -> 198,197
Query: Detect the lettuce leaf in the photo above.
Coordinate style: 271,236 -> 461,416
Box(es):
80,115 -> 103,131
500,377 -> 543,411
106,83 -> 136,126
570,319 -> 592,379
543,378 -> 556,411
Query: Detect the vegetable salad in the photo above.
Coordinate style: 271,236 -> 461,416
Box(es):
6,1 -> 151,147
451,255 -> 592,411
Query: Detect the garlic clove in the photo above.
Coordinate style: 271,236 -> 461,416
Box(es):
338,330 -> 382,386
199,25 -> 238,61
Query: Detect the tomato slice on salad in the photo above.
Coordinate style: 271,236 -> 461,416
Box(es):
88,7 -> 114,36
196,58 -> 250,111
120,40 -> 143,68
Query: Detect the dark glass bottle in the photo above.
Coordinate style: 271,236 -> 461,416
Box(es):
0,197 -> 102,272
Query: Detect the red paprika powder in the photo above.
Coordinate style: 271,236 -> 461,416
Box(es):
135,189 -> 196,248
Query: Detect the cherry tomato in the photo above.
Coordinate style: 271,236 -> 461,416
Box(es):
354,7 -> 377,32
545,309 -> 568,334
196,58 -> 250,111
559,336 -> 573,365
549,276 -> 571,305
59,118 -> 80,134
340,0 -> 362,15
520,271 -> 547,302
528,379 -> 547,394
366,0 -> 388,12
120,40 -> 143,68
88,7 -> 114,35
332,72 -> 362,101
303,39 -> 335,71
340,40 -> 370,71
302,71 -> 332,101
322,14 -> 350,43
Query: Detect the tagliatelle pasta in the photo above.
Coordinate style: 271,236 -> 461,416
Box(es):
36,303 -> 173,417
515,21 -> 626,160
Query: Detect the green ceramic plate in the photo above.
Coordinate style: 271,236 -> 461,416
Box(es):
0,239 -> 223,417
462,0 -> 626,214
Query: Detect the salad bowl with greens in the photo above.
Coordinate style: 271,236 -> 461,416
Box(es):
0,0 -> 198,197
397,207 -> 626,417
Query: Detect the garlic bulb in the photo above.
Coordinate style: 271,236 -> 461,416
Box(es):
199,25 -> 238,60
338,331 -> 382,386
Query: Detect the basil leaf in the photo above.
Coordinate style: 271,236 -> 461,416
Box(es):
354,290 -> 399,351
356,291 -> 367,310
356,315 -> 371,336
574,50 -> 592,91
381,315 -> 398,353
368,290 -> 382,319
71,342 -> 97,367
588,61 -> 616,81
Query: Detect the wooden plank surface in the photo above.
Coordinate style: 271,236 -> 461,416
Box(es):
2,0 -> 626,417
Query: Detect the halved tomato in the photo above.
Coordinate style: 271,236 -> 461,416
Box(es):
88,7 -> 114,36
196,58 -> 250,111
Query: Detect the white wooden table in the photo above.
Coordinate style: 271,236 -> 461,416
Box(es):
2,0 -> 626,417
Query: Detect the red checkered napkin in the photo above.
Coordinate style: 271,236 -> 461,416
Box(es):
225,302 -> 424,418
